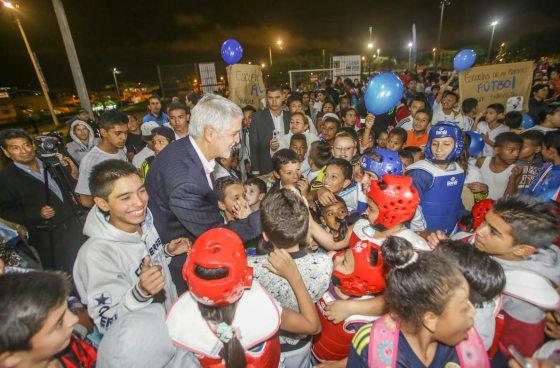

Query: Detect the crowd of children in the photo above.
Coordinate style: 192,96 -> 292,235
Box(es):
1,65 -> 560,368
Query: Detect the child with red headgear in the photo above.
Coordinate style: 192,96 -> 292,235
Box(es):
166,228 -> 321,368
311,239 -> 386,365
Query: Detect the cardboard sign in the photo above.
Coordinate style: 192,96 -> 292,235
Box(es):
227,64 -> 265,109
458,61 -> 534,111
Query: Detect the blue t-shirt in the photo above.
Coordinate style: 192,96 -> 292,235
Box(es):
525,164 -> 560,203
142,112 -> 169,125
347,325 -> 460,368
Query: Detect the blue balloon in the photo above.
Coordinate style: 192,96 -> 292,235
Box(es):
364,72 -> 404,115
466,131 -> 484,156
453,49 -> 477,72
521,114 -> 535,129
221,39 -> 243,65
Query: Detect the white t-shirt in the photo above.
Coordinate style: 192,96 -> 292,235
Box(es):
432,101 -> 464,125
476,122 -> 510,157
75,146 -> 128,195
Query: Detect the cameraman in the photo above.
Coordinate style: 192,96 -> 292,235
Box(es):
0,129 -> 84,273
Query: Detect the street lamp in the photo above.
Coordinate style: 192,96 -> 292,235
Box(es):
432,47 -> 437,68
112,67 -> 121,98
261,63 -> 266,68
268,39 -> 283,66
2,1 -> 60,126
407,42 -> 413,70
377,48 -> 380,58
487,20 -> 499,63
436,0 -> 451,69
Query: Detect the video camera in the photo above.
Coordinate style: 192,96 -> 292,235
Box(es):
34,131 -> 64,158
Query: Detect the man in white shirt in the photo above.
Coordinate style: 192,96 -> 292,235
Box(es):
75,111 -> 129,208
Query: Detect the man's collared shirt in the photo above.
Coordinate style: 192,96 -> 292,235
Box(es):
189,136 -> 216,190
271,110 -> 284,137
14,158 -> 64,202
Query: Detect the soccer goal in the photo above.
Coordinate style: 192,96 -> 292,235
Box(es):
288,68 -> 334,91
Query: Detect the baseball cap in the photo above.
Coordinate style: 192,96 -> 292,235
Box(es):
141,121 -> 160,141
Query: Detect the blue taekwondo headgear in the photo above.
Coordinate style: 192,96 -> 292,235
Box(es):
424,122 -> 464,163
360,149 -> 404,179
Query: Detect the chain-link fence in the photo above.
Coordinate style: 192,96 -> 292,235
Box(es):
288,68 -> 334,91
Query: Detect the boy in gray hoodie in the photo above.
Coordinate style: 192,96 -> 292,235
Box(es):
473,195 -> 560,358
73,159 -> 191,334
66,119 -> 100,164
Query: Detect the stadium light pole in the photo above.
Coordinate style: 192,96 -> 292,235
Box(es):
112,67 -> 121,98
268,39 -> 283,66
2,1 -> 60,126
436,0 -> 451,69
487,20 -> 499,63
407,42 -> 413,70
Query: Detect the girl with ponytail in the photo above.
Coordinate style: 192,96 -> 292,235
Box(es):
166,228 -> 320,368
346,236 -> 490,368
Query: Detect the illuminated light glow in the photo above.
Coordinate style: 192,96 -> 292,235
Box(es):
2,1 -> 14,9
367,43 -> 373,49
491,20 -> 499,26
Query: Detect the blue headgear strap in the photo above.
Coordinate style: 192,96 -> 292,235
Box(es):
424,122 -> 464,163
360,149 -> 404,179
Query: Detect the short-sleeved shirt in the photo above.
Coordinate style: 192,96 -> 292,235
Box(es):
475,121 -> 510,157
405,130 -> 429,148
248,248 -> 332,347
75,146 -> 128,195
347,324 -> 460,368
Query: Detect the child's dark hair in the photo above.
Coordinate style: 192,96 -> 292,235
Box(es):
494,131 -> 523,148
443,90 -> 459,102
403,146 -> 422,155
436,241 -> 505,306
487,103 -> 505,115
241,105 -> 256,113
321,101 -> 336,113
287,93 -> 303,107
398,149 -> 414,162
409,94 -> 427,108
461,98 -> 478,115
493,195 -> 559,249
244,177 -> 267,195
323,116 -> 341,131
98,110 -> 128,131
308,141 -> 333,167
388,127 -> 407,144
195,266 -> 246,368
382,236 -> 464,330
0,271 -> 71,352
260,188 -> 309,248
272,148 -> 299,172
538,105 -> 560,125
543,130 -> 560,153
504,111 -> 522,129
414,107 -> 433,122
89,159 -> 139,200
341,107 -> 357,119
0,128 -> 32,149
326,158 -> 353,181
520,130 -> 545,147
531,83 -> 548,97
290,133 -> 307,146
215,176 -> 242,203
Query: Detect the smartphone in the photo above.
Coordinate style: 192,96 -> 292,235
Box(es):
508,345 -> 533,368
272,130 -> 279,139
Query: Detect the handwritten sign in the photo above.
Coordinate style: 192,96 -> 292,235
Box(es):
458,61 -> 534,111
227,64 -> 265,109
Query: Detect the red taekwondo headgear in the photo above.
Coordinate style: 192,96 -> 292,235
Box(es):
367,174 -> 420,230
471,199 -> 494,231
183,228 -> 253,307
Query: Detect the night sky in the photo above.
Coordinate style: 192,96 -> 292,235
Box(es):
0,0 -> 558,90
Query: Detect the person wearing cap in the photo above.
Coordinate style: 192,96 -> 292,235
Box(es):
139,126 -> 175,181
66,118 -> 100,164
131,121 -> 158,169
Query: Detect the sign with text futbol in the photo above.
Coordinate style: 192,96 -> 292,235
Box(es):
226,64 -> 265,109
458,61 -> 534,111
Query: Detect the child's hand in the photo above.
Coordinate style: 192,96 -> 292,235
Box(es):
324,300 -> 351,324
166,237 -> 191,256
297,178 -> 309,197
466,182 -> 488,193
263,249 -> 300,281
270,138 -> 280,151
317,188 -> 338,207
139,256 -> 165,296
232,199 -> 251,220
508,166 -> 524,183
365,114 -> 375,129
426,230 -> 448,249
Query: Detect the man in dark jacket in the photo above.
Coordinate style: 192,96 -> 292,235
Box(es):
0,129 -> 85,273
249,86 -> 291,174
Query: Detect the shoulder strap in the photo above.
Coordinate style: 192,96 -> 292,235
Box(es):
456,328 -> 490,368
368,314 -> 400,368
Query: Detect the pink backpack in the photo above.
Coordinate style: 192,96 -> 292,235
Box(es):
368,314 -> 489,368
